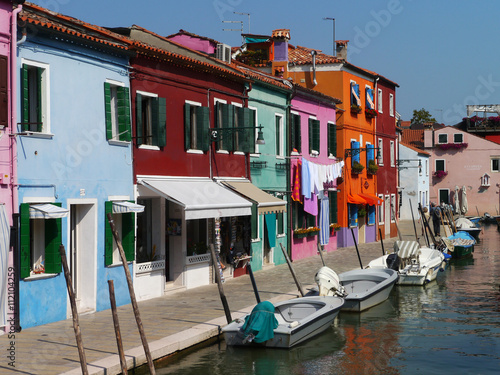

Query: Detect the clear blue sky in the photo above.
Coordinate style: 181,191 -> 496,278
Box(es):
29,0 -> 500,125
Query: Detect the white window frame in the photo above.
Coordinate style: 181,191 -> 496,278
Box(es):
275,113 -> 284,159
377,88 -> 383,113
308,116 -> 320,157
453,133 -> 463,143
290,110 -> 300,156
491,157 -> 500,172
136,90 -> 160,150
378,138 -> 384,166
437,133 -> 448,144
438,189 -> 450,206
378,194 -> 384,225
105,79 -> 130,146
214,98 -> 229,154
425,159 -> 429,176
251,211 -> 261,242
185,99 -> 204,154
390,140 -> 395,167
21,59 -> 51,137
389,93 -> 394,117
481,173 -> 490,187
435,159 -> 446,172
231,101 -> 245,155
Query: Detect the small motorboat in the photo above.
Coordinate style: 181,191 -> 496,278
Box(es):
455,217 -> 481,240
309,266 -> 398,312
367,241 -> 446,286
442,231 -> 476,259
222,296 -> 344,348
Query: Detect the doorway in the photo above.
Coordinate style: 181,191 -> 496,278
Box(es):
69,203 -> 96,314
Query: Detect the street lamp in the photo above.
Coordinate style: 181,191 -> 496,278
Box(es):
323,17 -> 335,56
209,125 -> 265,145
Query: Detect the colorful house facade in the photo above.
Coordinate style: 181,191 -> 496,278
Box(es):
15,4 -> 135,328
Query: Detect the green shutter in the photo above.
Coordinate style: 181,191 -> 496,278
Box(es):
44,202 -> 62,274
19,203 -> 31,279
151,97 -> 159,146
237,107 -> 254,154
308,118 -> 313,154
277,212 -> 284,235
36,67 -> 43,132
184,102 -> 191,150
291,114 -> 301,153
104,83 -> 113,140
276,116 -> 280,155
122,205 -> 135,262
221,103 -> 234,151
251,204 -> 258,239
329,191 -> 338,224
313,119 -> 320,154
117,86 -> 131,142
328,123 -> 337,157
21,65 -> 29,132
197,106 -> 210,152
157,97 -> 167,147
135,93 -> 143,146
104,201 -> 113,266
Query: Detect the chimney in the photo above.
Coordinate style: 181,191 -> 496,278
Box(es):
271,29 -> 290,78
335,40 -> 349,60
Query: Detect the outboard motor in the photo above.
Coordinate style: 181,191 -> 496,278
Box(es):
386,253 -> 400,271
314,266 -> 346,297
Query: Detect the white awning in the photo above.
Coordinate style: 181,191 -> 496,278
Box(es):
138,178 -> 252,220
112,201 -> 145,214
29,204 -> 69,219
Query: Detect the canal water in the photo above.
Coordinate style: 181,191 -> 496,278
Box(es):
148,224 -> 500,375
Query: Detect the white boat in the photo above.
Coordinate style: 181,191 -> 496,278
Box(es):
367,240 -> 446,285
309,266 -> 398,312
222,296 -> 344,348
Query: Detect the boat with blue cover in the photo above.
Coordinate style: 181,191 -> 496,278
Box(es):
443,231 -> 476,259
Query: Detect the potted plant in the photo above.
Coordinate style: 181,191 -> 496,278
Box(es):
330,223 -> 341,234
351,104 -> 362,114
294,226 -> 320,238
352,161 -> 364,174
358,206 -> 367,218
365,108 -> 377,118
433,170 -> 448,178
367,159 -> 379,175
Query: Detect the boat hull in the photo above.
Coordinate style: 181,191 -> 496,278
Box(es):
452,244 -> 474,259
223,296 -> 344,348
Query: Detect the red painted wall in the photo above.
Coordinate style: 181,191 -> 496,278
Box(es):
130,55 -> 250,181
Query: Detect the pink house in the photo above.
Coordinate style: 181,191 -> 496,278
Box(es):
289,85 -> 343,261
167,29 -> 219,57
424,125 -> 500,216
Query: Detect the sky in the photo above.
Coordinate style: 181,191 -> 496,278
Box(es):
28,0 -> 500,125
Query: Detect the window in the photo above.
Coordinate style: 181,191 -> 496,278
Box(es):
438,133 -> 448,144
184,101 -> 209,152
348,204 -> 358,228
277,212 -> 284,236
327,122 -> 337,158
365,86 -> 374,110
104,81 -> 131,142
389,93 -> 394,117
19,203 -> 64,278
351,140 -> 361,166
308,117 -> 320,155
186,219 -> 208,256
275,114 -> 284,157
390,140 -> 395,167
438,189 -> 449,205
491,157 -> 500,172
136,91 -> 166,147
368,205 -> 376,225
104,201 -> 136,266
291,112 -> 301,153
377,89 -> 383,113
435,159 -> 445,172
136,198 -> 154,263
293,201 -> 315,229
329,191 -> 338,224
21,61 -> 49,133
378,195 -> 384,224
214,101 -> 255,153
453,133 -> 463,143
481,173 -> 490,187
378,138 -> 384,165
350,81 -> 361,107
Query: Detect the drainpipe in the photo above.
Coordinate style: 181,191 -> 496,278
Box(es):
311,50 -> 317,86
244,82 -> 252,180
11,1 -> 24,334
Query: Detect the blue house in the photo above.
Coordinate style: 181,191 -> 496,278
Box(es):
16,3 -> 136,328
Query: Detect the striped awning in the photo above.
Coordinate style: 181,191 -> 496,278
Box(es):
29,204 -> 69,219
112,201 -> 145,214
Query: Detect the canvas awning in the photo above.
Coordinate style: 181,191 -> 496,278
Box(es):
347,194 -> 368,205
358,193 -> 383,206
29,203 -> 69,219
138,178 -> 252,220
112,201 -> 145,214
221,181 -> 286,215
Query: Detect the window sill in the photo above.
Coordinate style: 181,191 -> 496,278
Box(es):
20,132 -> 54,139
250,153 -> 260,158
24,273 -> 58,281
187,149 -> 204,154
106,261 -> 132,268
276,155 -> 285,160
251,238 -> 261,243
216,150 -> 229,154
291,151 -> 300,156
277,234 -> 285,238
108,140 -> 130,147
233,151 -> 245,156
139,145 -> 160,151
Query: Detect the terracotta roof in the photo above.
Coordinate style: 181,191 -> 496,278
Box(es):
20,3 -> 131,50
167,29 -> 220,45
289,45 -> 342,65
271,29 -> 290,39
336,40 -> 349,46
400,141 -> 430,156
231,60 -> 292,91
400,129 -> 424,149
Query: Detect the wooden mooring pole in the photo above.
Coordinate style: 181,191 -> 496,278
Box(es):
317,242 -> 326,267
280,243 -> 305,297
59,245 -> 88,375
108,280 -> 128,375
378,228 -> 386,256
107,214 -> 156,375
209,244 -> 232,324
350,228 -> 364,269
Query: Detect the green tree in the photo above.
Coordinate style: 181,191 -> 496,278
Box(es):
411,108 -> 436,124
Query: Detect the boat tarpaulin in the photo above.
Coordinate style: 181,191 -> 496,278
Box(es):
241,301 -> 279,343
221,180 -> 286,215
29,203 -> 69,219
138,178 -> 252,220
112,201 -> 145,214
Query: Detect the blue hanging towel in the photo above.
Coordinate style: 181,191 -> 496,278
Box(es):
319,194 -> 330,245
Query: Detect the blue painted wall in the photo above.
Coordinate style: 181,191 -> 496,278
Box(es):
17,35 -> 133,328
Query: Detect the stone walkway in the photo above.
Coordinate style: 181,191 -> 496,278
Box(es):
0,220 -> 425,374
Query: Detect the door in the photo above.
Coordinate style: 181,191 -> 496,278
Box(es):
69,203 -> 96,314
385,195 -> 391,237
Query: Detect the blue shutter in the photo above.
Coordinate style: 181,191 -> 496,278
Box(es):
366,144 -> 374,164
368,205 -> 376,225
366,88 -> 374,110
352,141 -> 360,165
349,204 -> 358,227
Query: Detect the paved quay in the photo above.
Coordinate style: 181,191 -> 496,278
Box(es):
0,221 -> 422,374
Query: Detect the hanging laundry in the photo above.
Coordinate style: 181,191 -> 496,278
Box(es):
304,194 -> 318,216
292,160 -> 302,202
319,193 -> 330,246
301,158 -> 311,198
